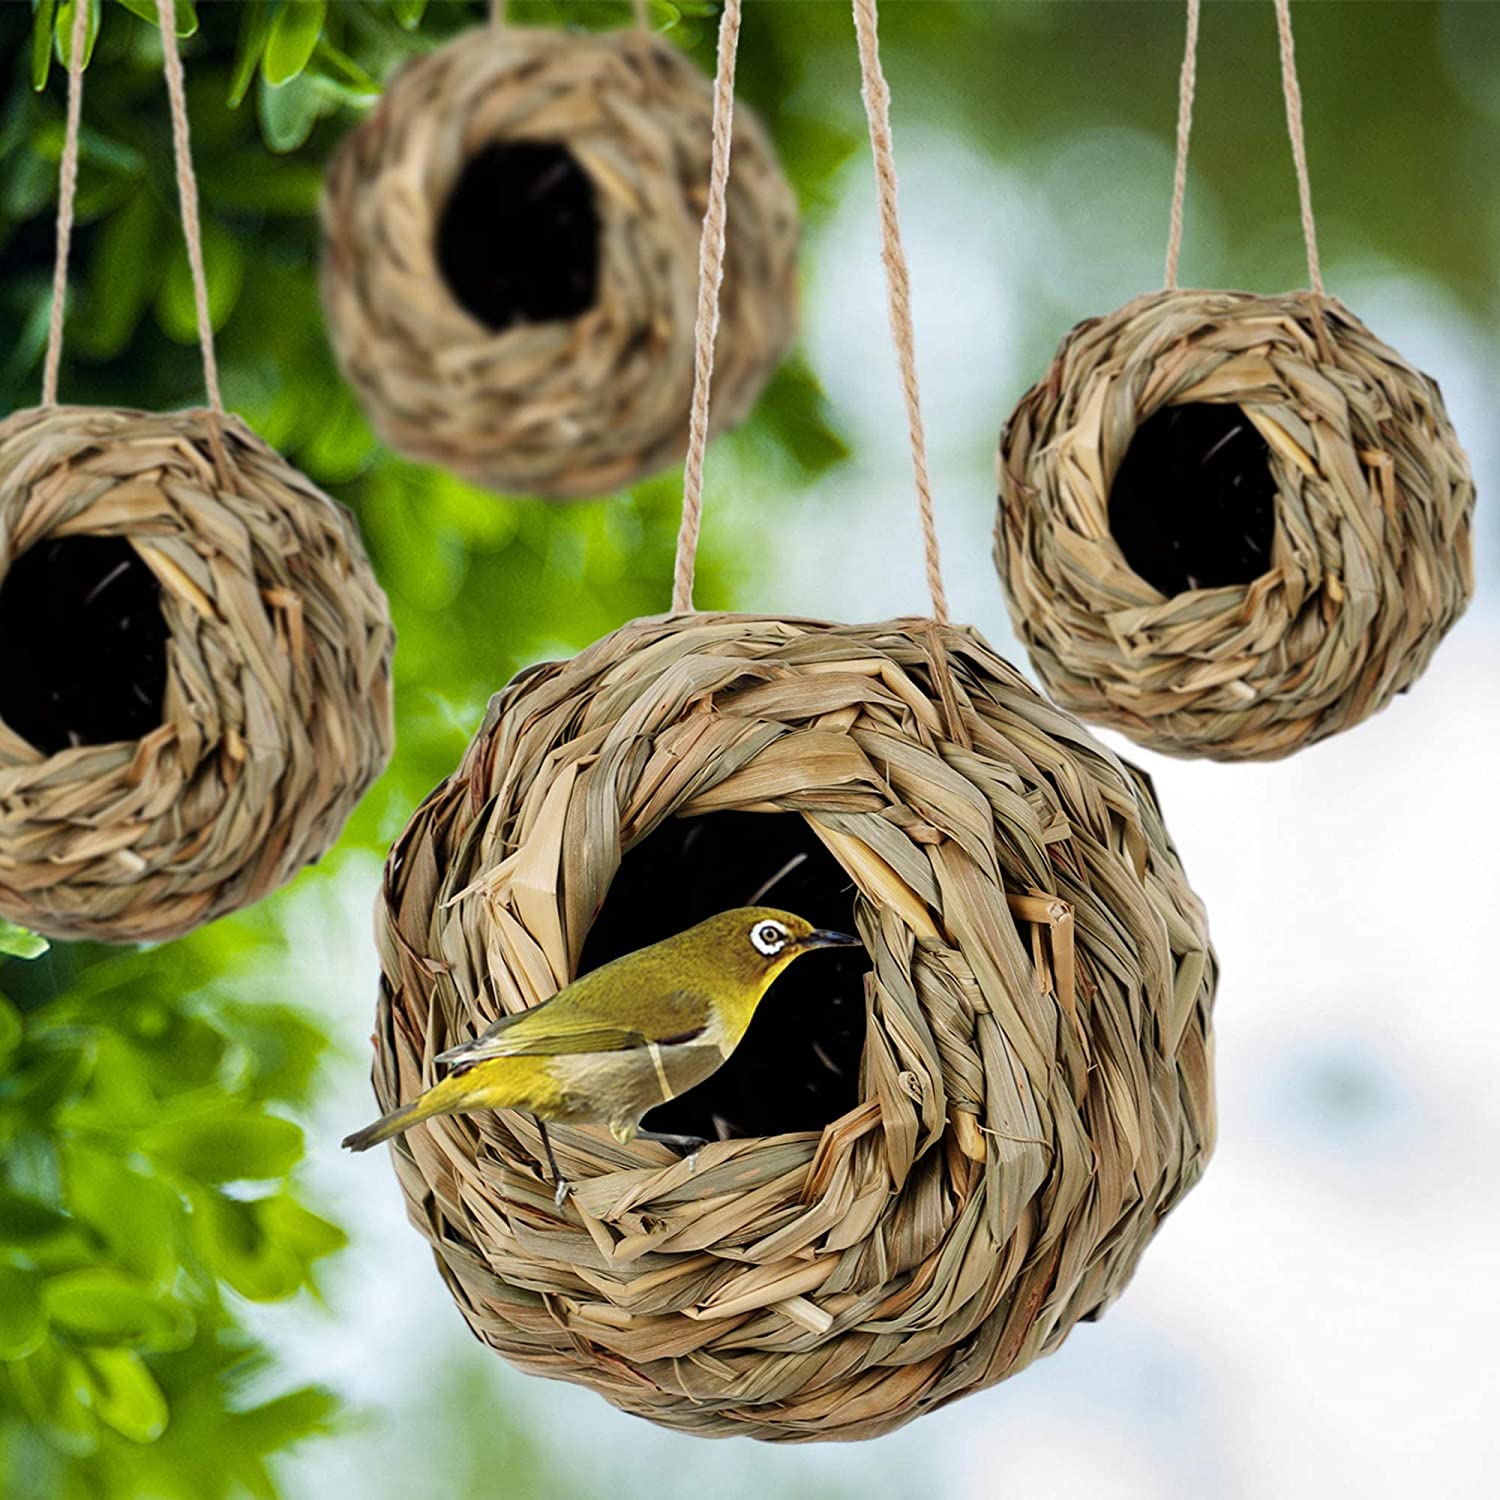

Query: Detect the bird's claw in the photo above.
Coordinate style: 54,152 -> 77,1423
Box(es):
554,1177 -> 572,1208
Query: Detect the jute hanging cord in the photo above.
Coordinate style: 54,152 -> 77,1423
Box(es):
363,0 -> 1216,1441
320,2 -> 798,502
0,0 -> 394,945
996,0 -> 1474,764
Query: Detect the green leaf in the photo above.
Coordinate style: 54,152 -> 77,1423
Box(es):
228,0 -> 274,109
751,354 -> 851,478
31,0 -> 56,91
0,1189 -> 71,1243
142,1107 -> 303,1183
0,919 -> 49,960
8,1346 -> 99,1457
257,1194 -> 346,1265
263,0 -> 326,87
217,1000 -> 329,1103
391,0 -> 428,29
0,1265 -> 48,1359
43,1267 -> 193,1348
190,1189 -> 301,1301
232,1384 -> 340,1452
63,1147 -> 177,1288
82,1347 -> 169,1443
256,70 -> 325,154
56,0 -> 101,70
311,38 -> 379,97
155,217 -> 244,343
5,1042 -> 91,1121
112,0 -> 198,35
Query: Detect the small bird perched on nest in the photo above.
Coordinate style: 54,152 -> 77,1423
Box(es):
343,907 -> 859,1201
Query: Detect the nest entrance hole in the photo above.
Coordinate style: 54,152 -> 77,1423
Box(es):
578,810 -> 869,1147
0,536 -> 168,757
1108,402 -> 1277,595
436,141 -> 600,333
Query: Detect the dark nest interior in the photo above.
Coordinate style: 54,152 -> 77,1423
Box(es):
0,536 -> 169,756
579,810 -> 870,1148
436,141 -> 600,333
1108,401 -> 1278,595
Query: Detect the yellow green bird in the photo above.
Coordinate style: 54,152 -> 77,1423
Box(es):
342,907 -> 858,1196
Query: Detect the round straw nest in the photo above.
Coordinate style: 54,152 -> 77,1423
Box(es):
0,405 -> 394,944
997,289 -> 1475,761
370,612 -> 1215,1441
321,25 -> 799,500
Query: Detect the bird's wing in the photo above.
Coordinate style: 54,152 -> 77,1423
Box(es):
436,989 -> 711,1067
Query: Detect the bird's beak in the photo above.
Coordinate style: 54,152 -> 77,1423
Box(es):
799,928 -> 861,951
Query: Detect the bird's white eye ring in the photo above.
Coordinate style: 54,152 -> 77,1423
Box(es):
751,921 -> 788,957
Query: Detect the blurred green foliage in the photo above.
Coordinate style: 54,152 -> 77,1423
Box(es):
0,927 -> 342,1500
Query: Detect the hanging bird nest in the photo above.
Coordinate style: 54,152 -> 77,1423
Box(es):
320,24 -> 799,501
996,288 -> 1475,762
370,612 -> 1215,1441
0,405 -> 394,944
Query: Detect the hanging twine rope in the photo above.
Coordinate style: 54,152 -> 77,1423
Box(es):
41,2 -> 228,417
851,0 -> 948,625
672,0 -> 952,628
1273,0 -> 1324,297
1163,0 -> 1329,355
40,0 -> 89,408
155,0 -> 223,414
670,0 -> 741,614
1162,0 -> 1199,291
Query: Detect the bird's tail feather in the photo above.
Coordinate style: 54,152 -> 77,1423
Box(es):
341,1073 -> 468,1152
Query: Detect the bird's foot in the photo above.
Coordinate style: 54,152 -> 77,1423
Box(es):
636,1128 -> 708,1172
534,1117 -> 571,1208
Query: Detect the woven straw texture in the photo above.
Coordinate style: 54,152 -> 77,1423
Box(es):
0,405 -> 394,944
369,612 -> 1215,1440
997,289 -> 1475,761
321,25 -> 798,501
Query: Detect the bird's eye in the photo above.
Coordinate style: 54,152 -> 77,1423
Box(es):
750,921 -> 788,957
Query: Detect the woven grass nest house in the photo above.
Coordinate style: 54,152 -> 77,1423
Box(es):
368,613 -> 1216,1440
996,289 -> 1475,762
0,405 -> 394,944
321,23 -> 799,501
